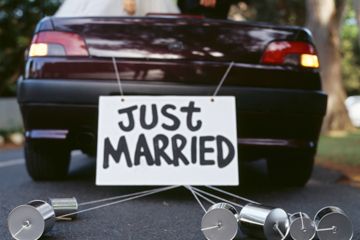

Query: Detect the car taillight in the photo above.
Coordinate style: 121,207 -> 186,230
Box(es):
261,41 -> 319,68
29,31 -> 89,57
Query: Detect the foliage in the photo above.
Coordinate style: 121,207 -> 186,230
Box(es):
317,130 -> 360,165
245,0 -> 306,26
341,6 -> 360,96
0,0 -> 61,96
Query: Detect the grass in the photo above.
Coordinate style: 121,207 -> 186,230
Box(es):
317,130 -> 360,166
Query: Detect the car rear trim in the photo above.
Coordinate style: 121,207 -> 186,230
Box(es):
26,130 -> 69,139
238,138 -> 315,149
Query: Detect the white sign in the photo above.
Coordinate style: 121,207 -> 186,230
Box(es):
96,96 -> 238,186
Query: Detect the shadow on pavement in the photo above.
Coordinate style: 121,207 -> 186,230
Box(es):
65,153 -> 345,202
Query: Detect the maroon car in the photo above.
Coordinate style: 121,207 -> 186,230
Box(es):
18,16 -> 327,186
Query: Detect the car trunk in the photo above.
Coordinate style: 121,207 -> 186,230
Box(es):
51,17 -> 304,63
29,17 -> 320,90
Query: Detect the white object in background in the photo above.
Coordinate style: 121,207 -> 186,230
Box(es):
8,133 -> 25,146
96,96 -> 239,186
345,96 -> 360,127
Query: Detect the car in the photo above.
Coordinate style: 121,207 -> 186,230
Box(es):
345,96 -> 360,127
17,15 -> 327,186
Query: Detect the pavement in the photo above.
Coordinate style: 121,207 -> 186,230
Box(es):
0,148 -> 359,240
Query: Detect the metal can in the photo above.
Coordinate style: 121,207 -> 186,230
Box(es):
238,203 -> 289,240
49,197 -> 78,219
8,200 -> 55,240
289,212 -> 316,240
314,206 -> 353,240
201,203 -> 239,240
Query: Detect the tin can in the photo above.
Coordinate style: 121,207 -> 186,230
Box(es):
289,212 -> 316,240
238,203 -> 289,240
314,206 -> 353,240
8,200 -> 55,240
201,203 -> 239,240
49,197 -> 78,219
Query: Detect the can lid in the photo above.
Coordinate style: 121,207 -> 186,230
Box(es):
315,207 -> 353,240
8,205 -> 46,240
264,208 -> 290,240
201,204 -> 238,240
289,212 -> 316,240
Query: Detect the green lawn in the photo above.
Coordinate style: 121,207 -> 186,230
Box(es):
317,130 -> 360,166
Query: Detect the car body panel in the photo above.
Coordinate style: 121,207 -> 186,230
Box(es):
45,17 -> 311,63
18,78 -> 327,156
26,58 -> 321,90
19,16 -> 327,162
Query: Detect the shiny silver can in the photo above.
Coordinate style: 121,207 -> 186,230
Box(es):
314,206 -> 353,240
289,212 -> 316,240
201,203 -> 239,240
49,197 -> 78,219
238,203 -> 289,240
8,200 -> 55,240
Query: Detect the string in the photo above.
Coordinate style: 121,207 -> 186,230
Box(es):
79,187 -> 171,206
213,61 -> 234,97
13,225 -> 25,238
274,223 -> 285,238
205,185 -> 259,205
316,226 -> 336,232
201,225 -> 220,231
56,185 -> 179,220
12,220 -> 31,237
300,212 -> 304,230
190,186 -> 243,208
184,186 -> 207,213
204,186 -> 294,216
187,188 -> 216,205
112,57 -> 124,96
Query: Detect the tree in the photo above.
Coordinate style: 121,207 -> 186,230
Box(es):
341,2 -> 360,96
306,0 -> 354,131
252,0 -> 306,25
354,0 -> 360,44
0,0 -> 61,96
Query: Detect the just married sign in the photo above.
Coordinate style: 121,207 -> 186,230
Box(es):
96,96 -> 238,186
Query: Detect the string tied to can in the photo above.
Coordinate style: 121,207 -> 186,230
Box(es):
8,186 -> 180,240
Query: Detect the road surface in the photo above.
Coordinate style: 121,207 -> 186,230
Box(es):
0,148 -> 359,239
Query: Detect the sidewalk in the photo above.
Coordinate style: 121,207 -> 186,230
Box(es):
0,97 -> 22,130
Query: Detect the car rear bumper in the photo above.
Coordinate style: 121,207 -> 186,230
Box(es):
18,78 -> 327,156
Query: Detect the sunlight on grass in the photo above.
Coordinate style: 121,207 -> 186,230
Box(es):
317,130 -> 360,166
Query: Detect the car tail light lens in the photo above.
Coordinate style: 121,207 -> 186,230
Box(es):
261,41 -> 319,68
300,54 -> 320,68
29,31 -> 89,57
